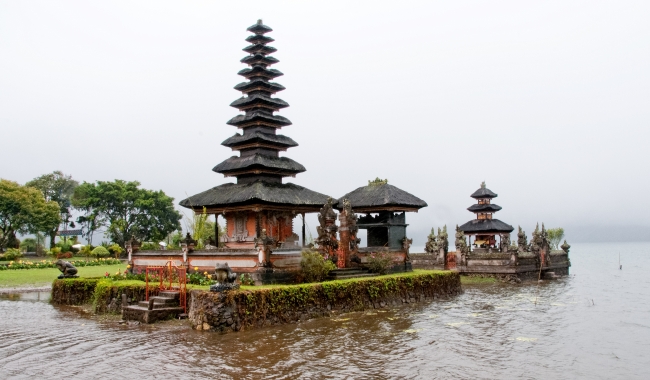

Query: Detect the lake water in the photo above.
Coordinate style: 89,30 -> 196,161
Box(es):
1,242 -> 649,379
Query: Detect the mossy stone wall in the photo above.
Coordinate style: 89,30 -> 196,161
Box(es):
189,271 -> 461,333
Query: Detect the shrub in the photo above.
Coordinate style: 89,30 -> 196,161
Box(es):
300,250 -> 336,283
107,243 -> 123,259
240,273 -> 255,286
56,252 -> 73,259
367,250 -> 395,275
91,246 -> 110,258
2,248 -> 23,261
56,241 -> 73,254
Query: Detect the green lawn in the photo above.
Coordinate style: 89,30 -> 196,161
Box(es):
0,263 -> 126,288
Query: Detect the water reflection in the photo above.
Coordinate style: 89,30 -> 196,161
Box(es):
1,242 -> 649,379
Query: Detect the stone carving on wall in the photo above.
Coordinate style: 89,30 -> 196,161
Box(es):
232,212 -> 249,242
315,198 -> 339,259
531,223 -> 551,266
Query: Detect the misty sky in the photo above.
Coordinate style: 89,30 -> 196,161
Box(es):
1,1 -> 649,245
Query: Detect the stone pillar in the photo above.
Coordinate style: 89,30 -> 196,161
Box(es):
338,210 -> 350,268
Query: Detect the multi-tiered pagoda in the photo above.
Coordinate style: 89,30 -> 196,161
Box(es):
180,20 -> 330,248
459,182 -> 514,248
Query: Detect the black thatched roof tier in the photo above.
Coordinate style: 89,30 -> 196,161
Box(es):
243,44 -> 277,55
336,183 -> 427,212
240,55 -> 279,67
179,181 -> 330,210
238,66 -> 283,80
459,219 -> 514,234
230,94 -> 289,111
247,20 -> 272,35
221,132 -> 298,149
213,154 -> 305,176
226,111 -> 291,128
467,204 -> 502,213
235,80 -> 285,94
245,34 -> 274,45
471,184 -> 498,199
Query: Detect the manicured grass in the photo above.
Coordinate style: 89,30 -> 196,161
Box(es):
0,263 -> 126,288
460,275 -> 497,285
240,269 -> 450,291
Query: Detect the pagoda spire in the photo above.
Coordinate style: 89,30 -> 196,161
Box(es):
215,20 -> 304,184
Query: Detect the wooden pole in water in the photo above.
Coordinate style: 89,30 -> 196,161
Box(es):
619,252 -> 622,270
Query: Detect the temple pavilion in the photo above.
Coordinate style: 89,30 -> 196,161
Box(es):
337,179 -> 427,251
180,20 -> 330,248
458,182 -> 514,249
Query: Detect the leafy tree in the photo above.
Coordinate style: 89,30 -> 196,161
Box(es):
0,179 -> 60,251
547,228 -> 565,250
72,180 -> 181,247
26,171 -> 79,247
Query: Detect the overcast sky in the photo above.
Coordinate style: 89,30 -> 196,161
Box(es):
1,1 -> 649,245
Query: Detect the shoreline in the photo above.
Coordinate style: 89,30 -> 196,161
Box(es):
0,286 -> 52,294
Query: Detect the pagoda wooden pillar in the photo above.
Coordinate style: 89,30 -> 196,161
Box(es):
301,213 -> 306,247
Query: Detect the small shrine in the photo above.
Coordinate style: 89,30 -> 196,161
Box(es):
179,20 -> 330,253
458,182 -> 514,250
334,178 -> 427,269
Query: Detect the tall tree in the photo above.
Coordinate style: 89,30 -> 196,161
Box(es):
0,179 -> 60,251
26,171 -> 79,247
72,180 -> 182,247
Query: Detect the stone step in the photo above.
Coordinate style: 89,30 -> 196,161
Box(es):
123,305 -> 185,324
158,291 -> 180,299
329,269 -> 366,275
137,299 -> 179,309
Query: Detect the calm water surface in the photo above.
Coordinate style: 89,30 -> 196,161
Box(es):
1,242 -> 649,379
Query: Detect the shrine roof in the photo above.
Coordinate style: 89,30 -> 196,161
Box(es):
227,111 -> 292,128
221,132 -> 298,148
240,55 -> 280,67
245,34 -> 274,44
471,184 -> 498,199
213,154 -> 305,175
179,181 -> 330,210
335,182 -> 427,212
243,44 -> 277,55
237,66 -> 283,79
230,94 -> 289,110
458,219 -> 514,234
247,21 -> 273,35
467,204 -> 502,213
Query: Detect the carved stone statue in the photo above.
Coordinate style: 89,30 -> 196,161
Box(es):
402,237 -> 413,262
454,225 -> 468,254
315,198 -> 339,259
342,199 -> 360,252
254,228 -> 275,267
439,226 -> 449,255
500,233 -> 511,253
209,262 -> 240,292
55,260 -> 78,279
425,228 -> 438,255
561,240 -> 571,254
517,226 -> 529,252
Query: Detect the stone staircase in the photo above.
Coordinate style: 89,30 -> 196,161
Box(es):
122,290 -> 185,324
328,268 -> 377,281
